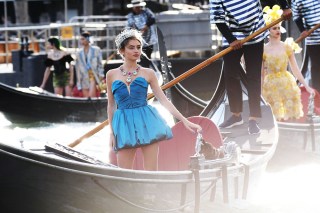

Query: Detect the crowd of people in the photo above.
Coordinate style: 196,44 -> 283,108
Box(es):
39,0 -> 320,170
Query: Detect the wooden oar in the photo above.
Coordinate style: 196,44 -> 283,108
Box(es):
295,23 -> 320,43
67,16 -> 285,148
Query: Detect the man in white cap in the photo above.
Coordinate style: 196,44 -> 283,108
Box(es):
127,0 -> 157,68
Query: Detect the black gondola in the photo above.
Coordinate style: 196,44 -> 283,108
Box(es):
0,82 -> 108,123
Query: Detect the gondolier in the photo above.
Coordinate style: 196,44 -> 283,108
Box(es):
209,0 -> 291,134
292,0 -> 320,92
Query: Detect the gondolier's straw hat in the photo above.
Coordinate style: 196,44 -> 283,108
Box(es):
127,0 -> 146,8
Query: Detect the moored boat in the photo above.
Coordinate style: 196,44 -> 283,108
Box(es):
0,82 -> 108,123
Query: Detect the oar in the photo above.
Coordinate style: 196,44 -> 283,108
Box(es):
295,23 -> 320,43
67,16 -> 285,148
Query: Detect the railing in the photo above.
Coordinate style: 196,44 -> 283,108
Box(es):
0,15 -> 128,64
0,12 -> 222,65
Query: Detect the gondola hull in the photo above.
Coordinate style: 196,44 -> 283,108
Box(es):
0,82 -> 107,123
0,100 -> 278,213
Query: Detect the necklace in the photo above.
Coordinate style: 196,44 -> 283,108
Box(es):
53,51 -> 60,58
120,65 -> 140,84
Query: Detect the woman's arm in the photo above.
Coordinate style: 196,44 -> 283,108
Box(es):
40,67 -> 51,89
106,71 -> 115,131
288,51 -> 314,93
106,70 -> 116,148
75,53 -> 82,89
148,69 -> 202,132
69,63 -> 74,87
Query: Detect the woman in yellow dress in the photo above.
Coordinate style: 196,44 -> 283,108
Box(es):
262,6 -> 314,120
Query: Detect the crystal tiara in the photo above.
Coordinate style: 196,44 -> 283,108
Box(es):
115,28 -> 143,48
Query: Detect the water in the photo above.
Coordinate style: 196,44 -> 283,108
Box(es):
1,110 -> 320,212
0,103 -> 175,164
0,112 -> 111,163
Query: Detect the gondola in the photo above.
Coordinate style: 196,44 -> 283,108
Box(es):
0,28 -> 278,213
0,91 -> 277,213
0,82 -> 108,123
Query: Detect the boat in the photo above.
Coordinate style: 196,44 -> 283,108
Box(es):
0,82 -> 108,123
0,29 -> 278,213
0,98 -> 277,213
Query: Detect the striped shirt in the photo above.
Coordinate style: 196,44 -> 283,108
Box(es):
209,0 -> 267,46
292,0 -> 320,45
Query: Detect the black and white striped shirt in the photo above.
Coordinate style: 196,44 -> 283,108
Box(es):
292,0 -> 320,45
209,0 -> 267,46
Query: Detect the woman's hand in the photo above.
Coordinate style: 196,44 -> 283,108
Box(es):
182,120 -> 202,134
306,86 -> 315,96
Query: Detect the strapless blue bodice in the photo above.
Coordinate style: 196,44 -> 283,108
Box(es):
112,77 -> 148,109
111,77 -> 172,151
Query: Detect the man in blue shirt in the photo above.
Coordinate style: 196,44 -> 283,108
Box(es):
210,0 -> 291,134
127,0 -> 157,68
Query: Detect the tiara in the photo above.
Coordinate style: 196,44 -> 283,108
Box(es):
115,28 -> 143,48
263,5 -> 283,25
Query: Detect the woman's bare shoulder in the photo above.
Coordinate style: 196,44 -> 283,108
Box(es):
47,51 -> 54,59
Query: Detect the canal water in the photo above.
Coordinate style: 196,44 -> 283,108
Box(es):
1,110 -> 320,213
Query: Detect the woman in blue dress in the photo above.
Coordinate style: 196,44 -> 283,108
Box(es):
106,28 -> 202,170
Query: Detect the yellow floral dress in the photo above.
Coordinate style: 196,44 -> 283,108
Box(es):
262,44 -> 303,120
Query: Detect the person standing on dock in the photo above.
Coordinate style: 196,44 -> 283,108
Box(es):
209,0 -> 292,134
40,37 -> 74,96
75,32 -> 105,97
126,0 -> 157,68
292,0 -> 320,93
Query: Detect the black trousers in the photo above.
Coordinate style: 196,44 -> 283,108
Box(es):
139,45 -> 154,68
223,41 -> 264,118
306,45 -> 320,92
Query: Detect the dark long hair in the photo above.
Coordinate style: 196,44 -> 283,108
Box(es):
48,37 -> 61,50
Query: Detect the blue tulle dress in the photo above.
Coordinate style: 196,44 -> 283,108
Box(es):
111,77 -> 173,151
